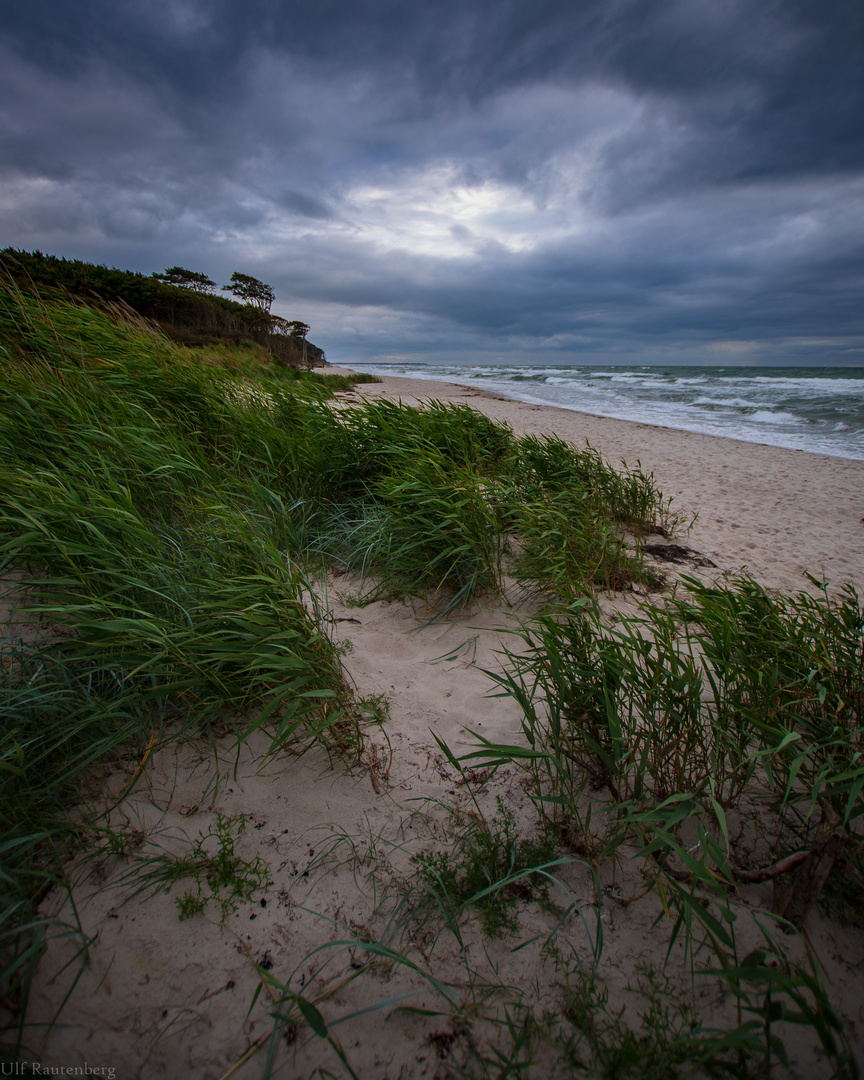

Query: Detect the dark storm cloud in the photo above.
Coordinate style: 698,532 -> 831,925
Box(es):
2,0 -> 862,363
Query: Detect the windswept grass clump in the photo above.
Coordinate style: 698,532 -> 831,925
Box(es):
505,433 -> 671,529
373,456 -> 507,612
296,399 -> 519,610
474,577 -> 863,834
292,401 -> 675,608
272,366 -> 381,391
508,493 -> 650,595
500,434 -> 679,596
0,283 -> 361,1033
343,396 -> 513,474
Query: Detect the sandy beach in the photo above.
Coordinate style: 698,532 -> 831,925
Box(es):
23,372 -> 864,1078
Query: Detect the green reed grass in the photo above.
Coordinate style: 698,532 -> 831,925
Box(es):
442,576 -> 863,1073
292,404 -> 670,611
470,578 -> 863,829
508,493 -> 654,596
672,576 -> 864,829
504,433 -> 681,532
411,798 -> 561,938
0,283 -> 362,1041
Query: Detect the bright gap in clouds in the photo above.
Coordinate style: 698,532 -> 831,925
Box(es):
336,84 -> 640,259
347,167 -> 539,257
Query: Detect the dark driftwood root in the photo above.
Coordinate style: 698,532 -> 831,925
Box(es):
644,543 -> 717,568
772,809 -> 845,929
731,850 -> 809,883
728,808 -> 849,931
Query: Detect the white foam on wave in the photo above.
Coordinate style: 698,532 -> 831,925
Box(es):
749,409 -> 804,425
690,396 -> 760,408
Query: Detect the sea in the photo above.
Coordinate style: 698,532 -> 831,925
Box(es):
343,363 -> 864,462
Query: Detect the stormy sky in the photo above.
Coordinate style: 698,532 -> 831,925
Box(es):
2,0 -> 863,365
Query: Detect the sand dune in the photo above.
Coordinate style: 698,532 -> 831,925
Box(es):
25,372 -> 864,1078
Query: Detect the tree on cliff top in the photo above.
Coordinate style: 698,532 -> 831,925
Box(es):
224,272 -> 275,313
287,320 -> 310,341
153,266 -> 217,293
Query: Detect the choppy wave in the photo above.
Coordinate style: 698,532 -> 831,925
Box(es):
343,362 -> 864,460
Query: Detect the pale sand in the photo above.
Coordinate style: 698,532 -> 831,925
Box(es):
23,373 -> 864,1077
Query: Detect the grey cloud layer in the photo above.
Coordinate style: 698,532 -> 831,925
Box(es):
3,0 -> 862,363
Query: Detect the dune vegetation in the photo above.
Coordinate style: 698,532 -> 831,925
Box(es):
1,275 -> 861,1076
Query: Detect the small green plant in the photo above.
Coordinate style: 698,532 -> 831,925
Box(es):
117,813 -> 269,920
175,892 -> 208,920
413,799 -> 561,938
546,967 -> 712,1079
357,692 -> 390,725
